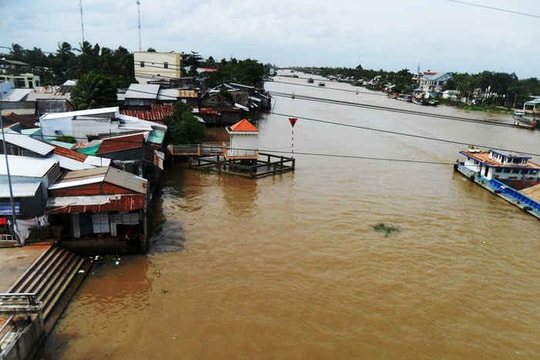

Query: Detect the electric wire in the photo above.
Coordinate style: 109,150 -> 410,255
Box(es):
270,91 -> 519,129
442,0 -> 540,18
268,111 -> 540,157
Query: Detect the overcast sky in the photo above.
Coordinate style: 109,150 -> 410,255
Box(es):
1,0 -> 539,78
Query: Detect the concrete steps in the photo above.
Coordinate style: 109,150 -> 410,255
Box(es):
7,246 -> 92,333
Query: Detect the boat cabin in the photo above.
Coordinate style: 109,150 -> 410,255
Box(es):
513,97 -> 540,129
459,149 -> 540,188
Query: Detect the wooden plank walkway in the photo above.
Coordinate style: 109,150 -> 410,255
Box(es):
189,152 -> 295,179
168,143 -> 296,179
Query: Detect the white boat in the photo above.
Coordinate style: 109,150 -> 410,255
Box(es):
513,97 -> 540,129
454,148 -> 540,219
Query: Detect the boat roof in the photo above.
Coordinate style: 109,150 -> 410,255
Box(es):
460,150 -> 540,169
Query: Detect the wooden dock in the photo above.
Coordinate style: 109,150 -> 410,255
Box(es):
169,144 -> 295,179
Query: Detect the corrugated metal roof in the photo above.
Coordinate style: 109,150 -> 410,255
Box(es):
48,175 -> 105,190
54,146 -> 87,162
1,88 -> 32,102
61,166 -> 108,180
120,103 -> 172,122
96,133 -> 144,155
0,181 -> 40,198
47,194 -> 122,207
40,107 -> 119,121
125,84 -> 160,100
48,165 -> 147,194
105,167 -> 147,193
46,194 -> 145,213
84,156 -> 110,167
50,154 -> 95,171
2,132 -> 54,156
47,140 -> 75,149
0,155 -> 58,178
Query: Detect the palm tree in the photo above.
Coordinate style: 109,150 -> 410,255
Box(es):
70,71 -> 117,110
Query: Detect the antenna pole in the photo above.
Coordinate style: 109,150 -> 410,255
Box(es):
137,1 -> 142,51
79,0 -> 85,43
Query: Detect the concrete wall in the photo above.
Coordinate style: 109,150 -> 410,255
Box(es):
134,52 -> 182,85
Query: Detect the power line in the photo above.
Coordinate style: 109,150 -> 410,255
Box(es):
270,91 -> 517,129
442,0 -> 540,18
256,148 -> 455,165
269,111 -> 540,157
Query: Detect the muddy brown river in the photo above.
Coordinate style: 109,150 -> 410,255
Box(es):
39,75 -> 540,359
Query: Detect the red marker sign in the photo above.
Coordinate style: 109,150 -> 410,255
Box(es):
289,117 -> 298,127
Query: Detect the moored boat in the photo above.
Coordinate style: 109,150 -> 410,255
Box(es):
513,97 -> 540,129
454,147 -> 540,219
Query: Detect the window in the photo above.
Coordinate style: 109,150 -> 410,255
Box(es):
164,62 -> 168,69
140,61 -> 145,67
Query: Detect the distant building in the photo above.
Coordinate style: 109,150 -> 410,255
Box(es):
134,51 -> 182,85
417,71 -> 453,97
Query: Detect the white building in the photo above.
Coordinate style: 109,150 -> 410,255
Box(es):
225,119 -> 259,159
134,51 -> 182,85
38,106 -> 166,144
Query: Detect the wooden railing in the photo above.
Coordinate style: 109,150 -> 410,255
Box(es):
168,143 -> 226,156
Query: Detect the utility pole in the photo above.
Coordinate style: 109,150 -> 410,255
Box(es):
80,0 -> 85,44
0,116 -> 20,245
137,0 -> 142,51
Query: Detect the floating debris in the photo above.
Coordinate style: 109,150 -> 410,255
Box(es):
372,223 -> 400,237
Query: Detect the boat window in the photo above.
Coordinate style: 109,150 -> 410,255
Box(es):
503,168 -> 511,173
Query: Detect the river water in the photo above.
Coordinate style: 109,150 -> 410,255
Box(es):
40,75 -> 540,359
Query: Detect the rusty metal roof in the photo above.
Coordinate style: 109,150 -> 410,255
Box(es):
96,133 -> 144,155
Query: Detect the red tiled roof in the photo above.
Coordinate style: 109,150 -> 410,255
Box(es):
96,133 -> 144,155
230,119 -> 258,132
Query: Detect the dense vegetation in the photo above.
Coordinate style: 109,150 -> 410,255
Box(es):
2,42 -> 539,109
162,101 -> 205,144
1,42 -> 270,89
309,65 -> 540,108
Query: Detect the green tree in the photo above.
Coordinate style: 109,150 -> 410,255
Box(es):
163,102 -> 205,144
70,71 -> 117,109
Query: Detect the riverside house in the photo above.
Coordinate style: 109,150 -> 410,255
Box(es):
46,165 -> 149,254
